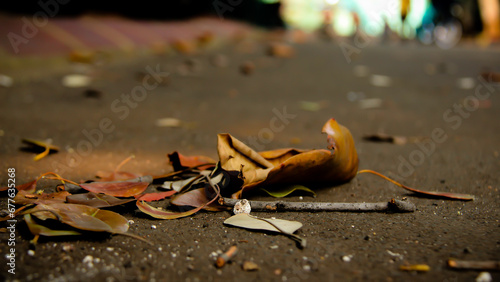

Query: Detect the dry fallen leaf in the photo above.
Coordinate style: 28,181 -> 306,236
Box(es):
218,118 -> 358,198
224,213 -> 305,247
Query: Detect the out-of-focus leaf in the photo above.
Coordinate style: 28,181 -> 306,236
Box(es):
27,203 -> 129,233
21,139 -> 59,161
14,190 -> 71,206
170,188 -> 224,211
224,213 -> 306,247
96,171 -> 143,182
67,192 -> 135,208
218,118 -> 359,198
80,181 -> 149,197
134,191 -> 177,202
24,214 -> 80,237
260,185 -> 316,198
168,151 -> 216,171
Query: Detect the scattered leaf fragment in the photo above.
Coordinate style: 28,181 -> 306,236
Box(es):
362,133 -> 408,145
267,42 -> 294,58
399,264 -> 430,272
240,61 -> 255,75
62,74 -> 91,88
156,117 -> 181,127
242,261 -> 259,271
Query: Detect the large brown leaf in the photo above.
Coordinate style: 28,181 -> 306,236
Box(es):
219,118 -> 359,198
80,181 -> 149,197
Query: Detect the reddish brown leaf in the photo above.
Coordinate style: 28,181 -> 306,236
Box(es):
80,181 -> 149,197
135,191 -> 177,202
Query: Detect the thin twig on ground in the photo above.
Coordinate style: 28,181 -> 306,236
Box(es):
220,198 -> 415,213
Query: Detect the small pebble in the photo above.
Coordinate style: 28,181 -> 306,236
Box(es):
476,272 -> 492,282
151,225 -> 157,229
0,74 -> 13,87
27,250 -> 35,256
242,261 -> 259,271
342,255 -> 353,262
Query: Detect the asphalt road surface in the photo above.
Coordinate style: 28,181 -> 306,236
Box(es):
0,26 -> 499,281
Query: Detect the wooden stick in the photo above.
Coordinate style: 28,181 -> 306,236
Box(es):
220,198 -> 415,213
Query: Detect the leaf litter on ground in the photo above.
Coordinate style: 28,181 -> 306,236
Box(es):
4,118 -> 475,246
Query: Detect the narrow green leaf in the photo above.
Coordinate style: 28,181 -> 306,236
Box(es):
260,185 -> 316,198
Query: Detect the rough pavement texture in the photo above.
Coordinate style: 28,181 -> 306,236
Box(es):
0,31 -> 499,281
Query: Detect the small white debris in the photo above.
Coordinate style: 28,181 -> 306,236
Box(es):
158,247 -> 162,251
27,250 -> 35,256
0,74 -> 13,87
151,225 -> 157,229
476,272 -> 492,282
370,75 -> 392,87
386,250 -> 403,260
269,245 -> 279,249
171,252 -> 177,258
62,74 -> 91,88
299,196 -> 303,200
457,77 -> 475,89
233,199 -> 251,215
303,265 -> 311,271
342,255 -> 353,262
106,247 -> 114,252
83,255 -> 93,264
128,220 -> 135,224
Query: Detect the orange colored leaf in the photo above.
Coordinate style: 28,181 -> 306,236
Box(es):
218,118 -> 359,198
80,181 -> 149,197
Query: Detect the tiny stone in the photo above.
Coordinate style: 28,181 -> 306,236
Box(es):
128,220 -> 135,224
242,261 -> 259,271
270,245 -> 279,249
106,247 -> 114,251
27,250 -> 35,256
151,225 -> 157,229
476,272 -> 492,282
342,255 -> 352,262
303,265 -> 311,271
83,255 -> 93,264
